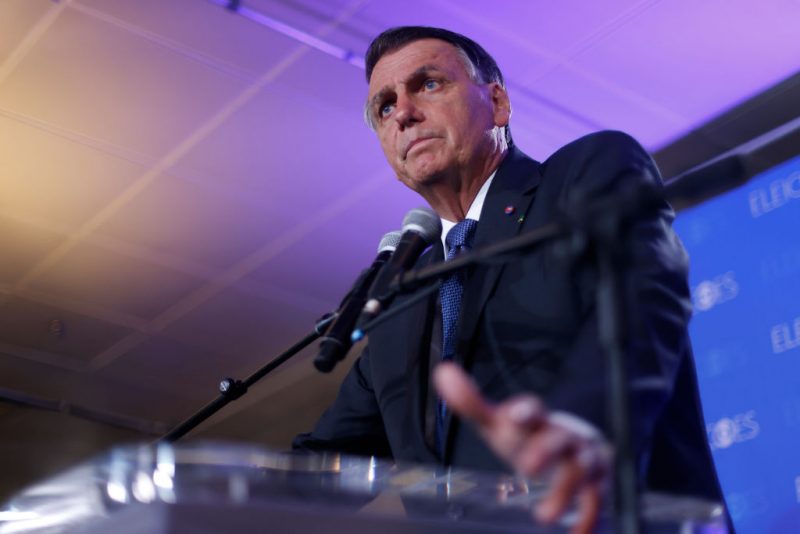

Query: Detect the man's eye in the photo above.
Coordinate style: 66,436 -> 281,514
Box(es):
423,79 -> 440,90
379,102 -> 394,118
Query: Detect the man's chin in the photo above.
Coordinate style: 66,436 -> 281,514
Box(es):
397,169 -> 446,193
398,158 -> 450,185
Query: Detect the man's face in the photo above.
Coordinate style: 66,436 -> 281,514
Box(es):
367,39 -> 509,192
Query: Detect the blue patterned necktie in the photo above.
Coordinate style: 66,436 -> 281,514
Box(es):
436,218 -> 478,455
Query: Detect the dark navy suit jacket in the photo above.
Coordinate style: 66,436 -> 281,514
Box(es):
294,131 -> 723,501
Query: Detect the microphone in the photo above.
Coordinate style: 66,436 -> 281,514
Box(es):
313,231 -> 402,373
352,207 -> 442,340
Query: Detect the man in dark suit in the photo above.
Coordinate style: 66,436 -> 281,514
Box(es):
294,26 -> 722,532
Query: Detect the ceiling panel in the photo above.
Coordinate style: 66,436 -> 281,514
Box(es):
0,353 -> 81,400
567,0 -> 800,144
0,352 -> 191,434
0,0 -> 54,65
342,0 -> 488,50
242,179 -> 418,306
432,0 -> 653,56
248,0 -> 362,25
159,285 -> 317,364
246,232 -> 373,307
172,78 -> 386,211
524,64 -> 678,149
28,241 -> 205,319
418,0 -> 623,82
233,277 -> 337,316
95,173 -> 294,270
0,295 -> 133,363
276,48 -> 371,115
0,7 -> 248,160
0,215 -> 63,285
505,92 -> 598,158
0,353 -> 190,423
0,115 -> 145,229
75,0 -> 302,79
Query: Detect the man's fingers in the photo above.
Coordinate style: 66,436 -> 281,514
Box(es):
433,362 -> 493,427
534,456 -> 584,524
434,362 -> 606,534
515,425 -> 572,476
495,394 -> 546,429
571,484 -> 602,534
574,441 -> 611,483
533,443 -> 607,530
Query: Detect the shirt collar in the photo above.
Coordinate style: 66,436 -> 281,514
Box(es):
440,170 -> 496,254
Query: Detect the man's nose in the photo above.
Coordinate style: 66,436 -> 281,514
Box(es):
393,94 -> 422,129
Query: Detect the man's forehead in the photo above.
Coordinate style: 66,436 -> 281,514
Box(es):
368,39 -> 464,89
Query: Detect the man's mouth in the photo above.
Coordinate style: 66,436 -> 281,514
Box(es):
403,137 -> 438,159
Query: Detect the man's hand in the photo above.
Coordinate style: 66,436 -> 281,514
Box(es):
434,362 -> 612,534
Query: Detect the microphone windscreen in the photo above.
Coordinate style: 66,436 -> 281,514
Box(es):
377,230 -> 402,253
401,207 -> 442,243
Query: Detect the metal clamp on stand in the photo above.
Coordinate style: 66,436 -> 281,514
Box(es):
160,313 -> 336,443
218,378 -> 247,400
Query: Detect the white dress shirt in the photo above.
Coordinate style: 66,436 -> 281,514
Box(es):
440,170 -> 496,253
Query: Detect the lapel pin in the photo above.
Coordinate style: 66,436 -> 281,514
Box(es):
504,205 -> 515,215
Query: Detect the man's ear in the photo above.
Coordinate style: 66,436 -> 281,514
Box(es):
489,83 -> 511,128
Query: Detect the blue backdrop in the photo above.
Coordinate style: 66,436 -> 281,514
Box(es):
673,154 -> 800,533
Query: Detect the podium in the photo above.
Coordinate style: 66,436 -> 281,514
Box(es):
0,442 -> 727,533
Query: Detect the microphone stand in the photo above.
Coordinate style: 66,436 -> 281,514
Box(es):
576,204 -> 640,534
160,313 -> 336,442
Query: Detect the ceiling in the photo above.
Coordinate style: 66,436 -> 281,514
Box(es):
1,0 -> 799,498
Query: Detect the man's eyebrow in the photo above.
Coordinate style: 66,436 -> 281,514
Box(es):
407,64 -> 445,80
369,88 -> 391,110
369,64 -> 446,109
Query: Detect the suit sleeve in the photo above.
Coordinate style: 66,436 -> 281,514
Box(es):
543,131 -> 693,458
292,347 -> 393,458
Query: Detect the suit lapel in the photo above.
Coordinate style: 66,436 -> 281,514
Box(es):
402,243 -> 443,461
454,147 -> 542,357
442,147 -> 541,459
